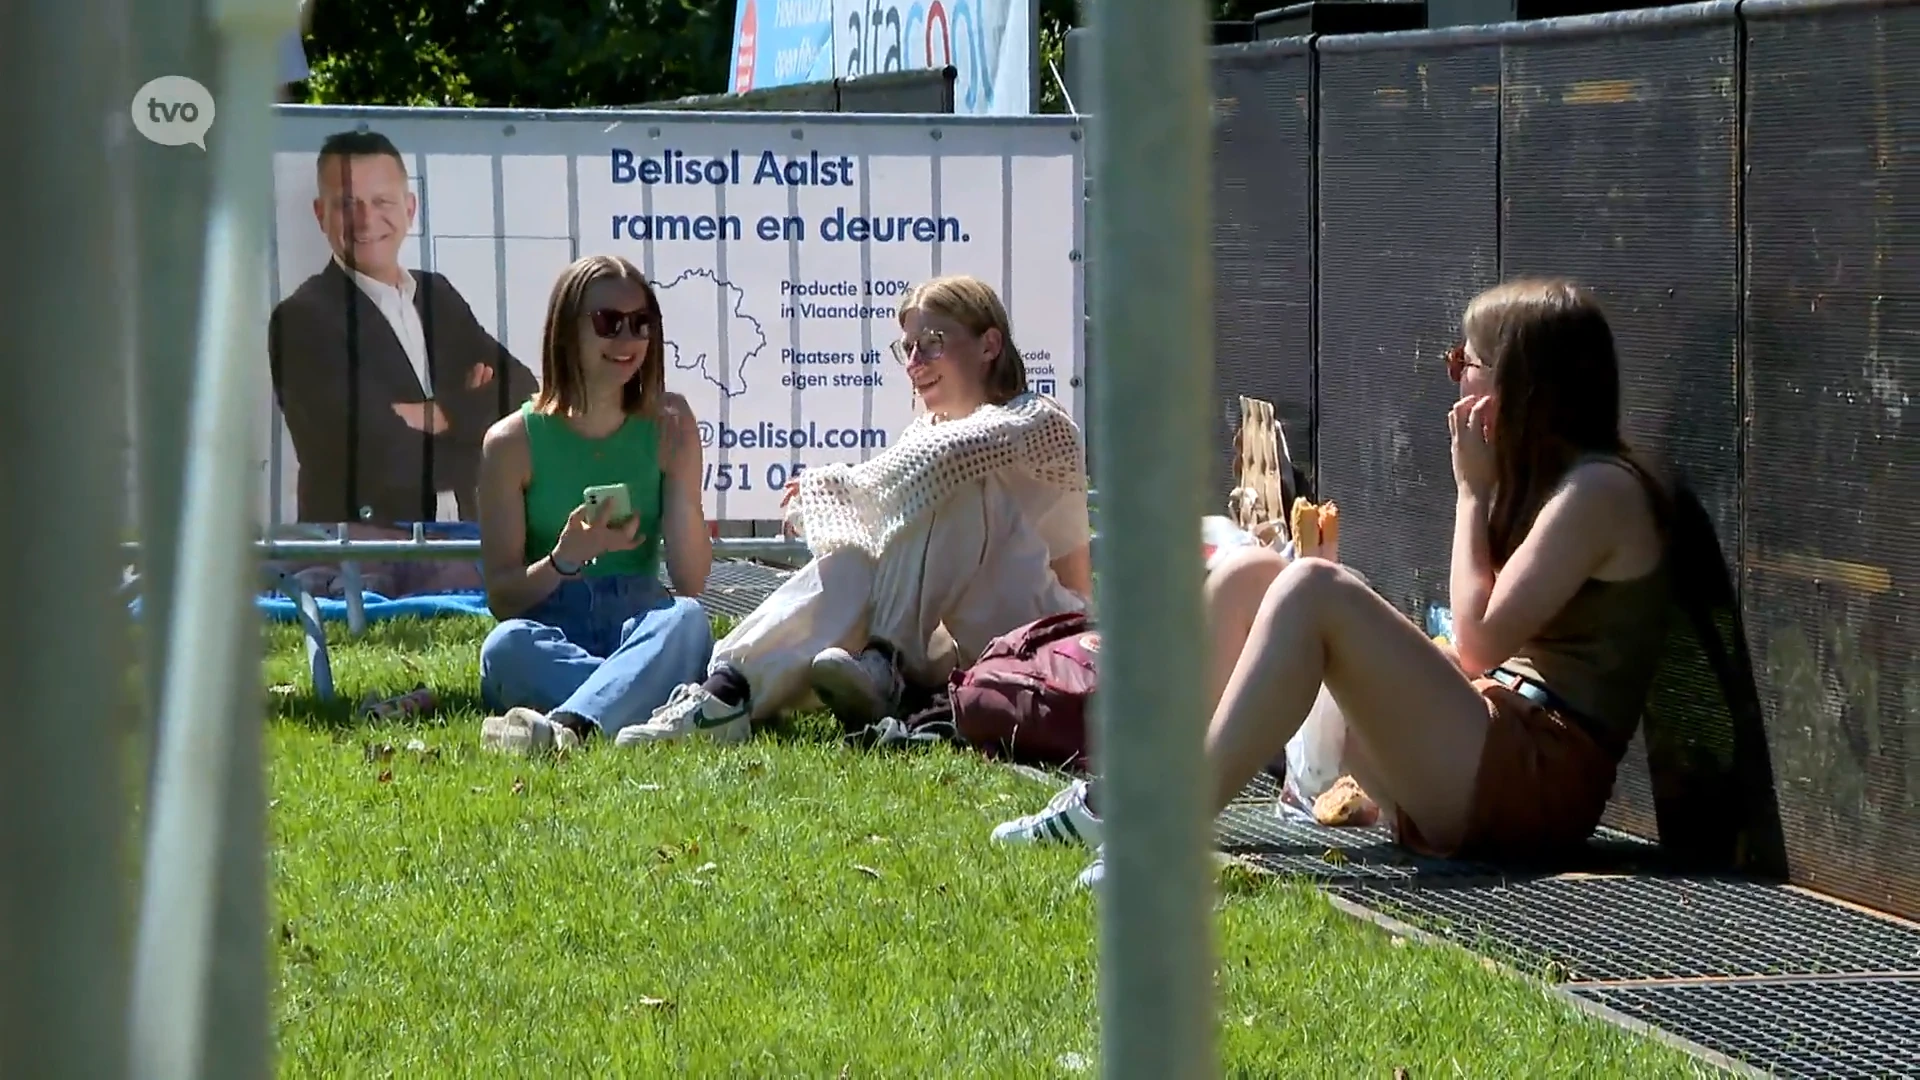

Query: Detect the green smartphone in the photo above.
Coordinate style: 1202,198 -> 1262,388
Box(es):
581,483 -> 633,524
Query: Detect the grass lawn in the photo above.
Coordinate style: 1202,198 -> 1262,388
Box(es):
265,616 -> 1721,1078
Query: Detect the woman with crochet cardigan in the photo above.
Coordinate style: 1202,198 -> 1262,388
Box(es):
617,274 -> 1094,746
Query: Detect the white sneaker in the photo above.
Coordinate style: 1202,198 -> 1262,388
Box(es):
809,646 -> 904,730
480,706 -> 581,755
1077,849 -> 1105,890
991,780 -> 1103,848
613,684 -> 750,747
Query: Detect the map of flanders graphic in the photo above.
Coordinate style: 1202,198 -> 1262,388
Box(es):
657,268 -> 767,398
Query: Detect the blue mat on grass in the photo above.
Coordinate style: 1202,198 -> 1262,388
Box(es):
125,590 -> 493,625
258,590 -> 493,624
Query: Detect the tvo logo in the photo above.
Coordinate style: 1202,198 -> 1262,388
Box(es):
131,76 -> 216,150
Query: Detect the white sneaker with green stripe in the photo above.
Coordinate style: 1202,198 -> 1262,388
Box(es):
991,780 -> 1102,848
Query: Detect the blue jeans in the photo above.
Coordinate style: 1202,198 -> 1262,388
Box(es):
479,575 -> 714,737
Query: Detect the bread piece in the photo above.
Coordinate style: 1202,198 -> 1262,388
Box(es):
1291,497 -> 1321,556
1312,774 -> 1380,827
1318,501 -> 1339,556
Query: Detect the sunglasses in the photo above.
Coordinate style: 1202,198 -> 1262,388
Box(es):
889,329 -> 947,366
588,307 -> 653,339
1445,342 -> 1487,383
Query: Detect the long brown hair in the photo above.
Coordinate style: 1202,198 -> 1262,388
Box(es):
1462,278 -> 1664,564
900,274 -> 1028,405
532,254 -> 664,417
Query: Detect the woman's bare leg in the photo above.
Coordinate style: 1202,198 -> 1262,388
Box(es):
1205,557 -> 1492,852
1204,546 -> 1290,711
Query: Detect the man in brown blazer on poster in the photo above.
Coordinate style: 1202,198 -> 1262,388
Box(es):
269,129 -> 539,524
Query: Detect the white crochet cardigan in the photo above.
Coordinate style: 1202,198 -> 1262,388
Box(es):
785,392 -> 1088,558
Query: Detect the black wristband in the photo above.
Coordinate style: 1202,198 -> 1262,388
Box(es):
549,551 -> 584,577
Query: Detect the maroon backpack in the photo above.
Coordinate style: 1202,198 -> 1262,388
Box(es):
948,611 -> 1099,771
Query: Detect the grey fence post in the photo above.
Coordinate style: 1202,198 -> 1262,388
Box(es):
0,3 -> 136,1079
126,0 -> 296,1076
1088,1 -> 1219,1079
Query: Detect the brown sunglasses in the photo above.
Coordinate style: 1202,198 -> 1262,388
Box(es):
1445,342 -> 1487,383
589,307 -> 653,339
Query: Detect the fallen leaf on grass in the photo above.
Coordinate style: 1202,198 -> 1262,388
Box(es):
511,777 -> 527,796
866,834 -> 891,844
377,769 -> 393,783
364,742 -> 395,764
404,738 -> 442,763
1394,1069 -> 1411,1080
853,865 -> 882,880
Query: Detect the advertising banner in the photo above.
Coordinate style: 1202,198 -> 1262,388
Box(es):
263,105 -> 1085,529
728,0 -> 1033,116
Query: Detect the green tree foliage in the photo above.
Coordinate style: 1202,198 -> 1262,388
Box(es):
301,0 -> 735,108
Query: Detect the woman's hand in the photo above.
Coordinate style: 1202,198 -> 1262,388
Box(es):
657,393 -> 702,489
553,500 -> 643,567
1449,395 -> 1497,500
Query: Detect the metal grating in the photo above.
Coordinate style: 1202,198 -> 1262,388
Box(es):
1315,38 -> 1500,621
1498,8 -> 1751,858
673,558 -> 793,620
1329,875 -> 1920,983
1216,803 -> 1504,883
1210,40 -> 1315,499
1571,978 -> 1920,1080
1743,0 -> 1920,924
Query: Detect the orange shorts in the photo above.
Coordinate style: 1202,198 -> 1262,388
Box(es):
1395,678 -> 1619,861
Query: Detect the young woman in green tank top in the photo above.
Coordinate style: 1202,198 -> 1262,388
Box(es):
472,254 -> 716,753
998,279 -> 1683,885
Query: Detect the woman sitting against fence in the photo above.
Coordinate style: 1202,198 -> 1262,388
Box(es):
475,254 -> 715,753
996,278 -> 1676,884
614,273 -> 1093,747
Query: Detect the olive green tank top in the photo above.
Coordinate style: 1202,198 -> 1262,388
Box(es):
1502,456 -> 1671,758
520,402 -> 662,579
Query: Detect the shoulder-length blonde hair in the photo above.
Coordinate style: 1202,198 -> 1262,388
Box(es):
1462,277 -> 1666,564
900,274 -> 1028,406
532,254 -> 664,417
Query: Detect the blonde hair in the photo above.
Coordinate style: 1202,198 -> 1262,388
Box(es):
899,274 -> 1028,405
533,255 -> 664,417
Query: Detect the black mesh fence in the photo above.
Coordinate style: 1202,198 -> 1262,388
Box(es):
1743,0 -> 1920,923
1314,34 -> 1500,622
1210,40 -> 1315,499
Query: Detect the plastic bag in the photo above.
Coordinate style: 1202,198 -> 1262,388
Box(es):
1201,514 -> 1289,573
1279,684 -> 1347,813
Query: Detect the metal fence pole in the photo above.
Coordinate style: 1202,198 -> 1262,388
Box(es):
0,2 -> 135,1078
125,6 -> 272,1076
131,0 -> 213,744
127,0 -> 296,1076
1087,1 -> 1218,1079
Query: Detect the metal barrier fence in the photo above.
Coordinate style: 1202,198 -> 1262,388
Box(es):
1207,0 -> 1920,923
642,66 -> 958,113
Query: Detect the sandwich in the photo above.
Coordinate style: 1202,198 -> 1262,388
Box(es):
1289,497 -> 1341,558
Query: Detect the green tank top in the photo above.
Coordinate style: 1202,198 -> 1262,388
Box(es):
520,402 -> 663,579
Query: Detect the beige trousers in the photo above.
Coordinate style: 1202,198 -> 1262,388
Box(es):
712,478 -> 1085,720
